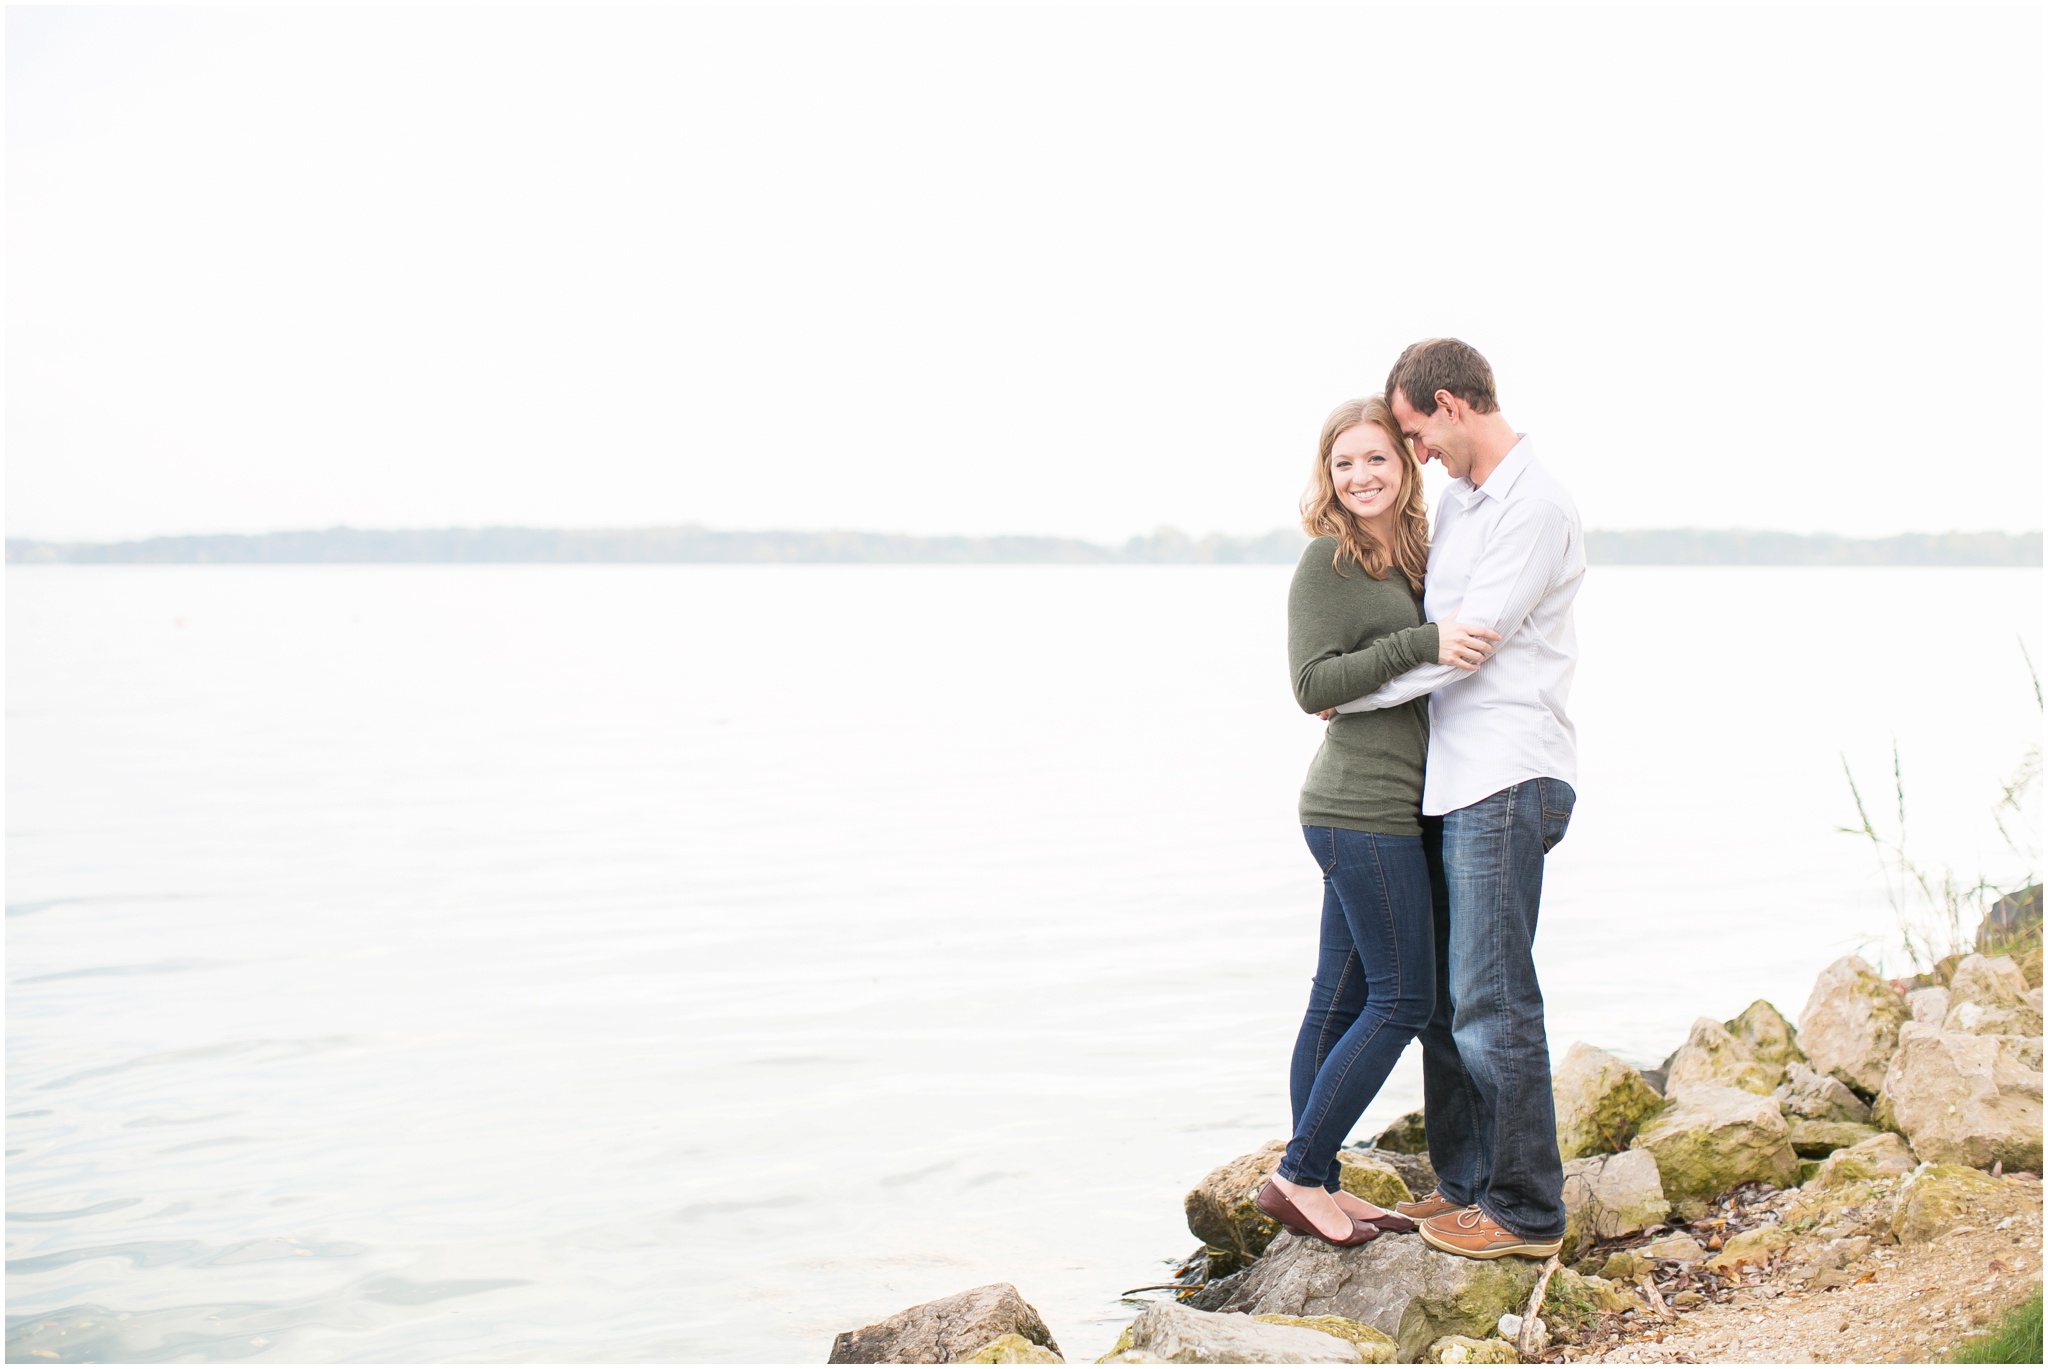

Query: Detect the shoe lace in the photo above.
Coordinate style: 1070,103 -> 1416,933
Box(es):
1456,1208 -> 1485,1230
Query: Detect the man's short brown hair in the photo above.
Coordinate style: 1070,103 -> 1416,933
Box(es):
1385,338 -> 1499,416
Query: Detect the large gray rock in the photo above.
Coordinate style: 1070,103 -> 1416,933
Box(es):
1560,1148 -> 1670,1259
1098,1304 -> 1365,1364
830,1284 -> 1062,1364
1725,999 -> 1806,1072
1797,956 -> 1910,1097
1552,1042 -> 1666,1160
1943,955 -> 2044,1037
1184,1143 -> 1411,1274
1772,1061 -> 1872,1124
1210,1230 -> 1542,1363
1874,1022 -> 2042,1171
1629,1084 -> 1798,1220
1665,1017 -> 1779,1095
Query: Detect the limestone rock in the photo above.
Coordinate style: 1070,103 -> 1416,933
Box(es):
967,1334 -> 1064,1364
1787,1119 -> 1882,1158
1596,1250 -> 1650,1282
1772,1061 -> 1872,1124
1665,1017 -> 1779,1096
1806,1132 -> 1916,1189
1628,1084 -> 1798,1219
1373,1111 -> 1429,1154
1422,1336 -> 1517,1364
1907,987 -> 1951,1025
1560,1149 -> 1670,1259
1890,1162 -> 2005,1245
1213,1228 -> 1543,1363
1702,1224 -> 1788,1275
1943,954 -> 2044,1037
1552,1043 -> 1666,1160
1334,1149 -> 1416,1210
1796,956 -> 1910,1097
1725,999 -> 1806,1071
1251,1316 -> 1396,1364
830,1284 -> 1062,1364
1575,1275 -> 1645,1315
1636,1232 -> 1706,1264
1099,1304 -> 1361,1364
1496,1312 -> 1545,1355
1874,1023 -> 2042,1171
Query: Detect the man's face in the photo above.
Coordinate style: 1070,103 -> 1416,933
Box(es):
1391,388 -> 1470,481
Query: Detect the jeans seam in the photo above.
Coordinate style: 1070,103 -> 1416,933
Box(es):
1296,1008 -> 1396,1167
1315,951 -> 1355,1068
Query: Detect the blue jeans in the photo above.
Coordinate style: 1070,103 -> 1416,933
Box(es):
1418,778 -> 1576,1239
1280,826 -> 1436,1191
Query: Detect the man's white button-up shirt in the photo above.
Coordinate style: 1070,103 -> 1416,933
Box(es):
1335,436 -> 1583,816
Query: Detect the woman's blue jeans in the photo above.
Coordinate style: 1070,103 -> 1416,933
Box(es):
1279,826 -> 1436,1191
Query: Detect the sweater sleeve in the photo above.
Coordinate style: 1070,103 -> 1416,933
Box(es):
1288,544 -> 1441,715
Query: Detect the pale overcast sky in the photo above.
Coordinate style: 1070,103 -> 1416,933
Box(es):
7,4 -> 2043,543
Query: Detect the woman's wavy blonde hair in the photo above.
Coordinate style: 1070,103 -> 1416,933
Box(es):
1300,395 -> 1430,594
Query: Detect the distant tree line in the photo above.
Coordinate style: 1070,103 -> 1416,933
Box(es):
6,525 -> 2040,566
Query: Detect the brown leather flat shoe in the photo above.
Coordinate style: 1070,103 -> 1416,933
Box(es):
1254,1181 -> 1381,1247
1346,1204 -> 1415,1235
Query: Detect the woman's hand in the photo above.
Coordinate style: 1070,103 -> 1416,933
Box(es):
1439,621 -> 1500,670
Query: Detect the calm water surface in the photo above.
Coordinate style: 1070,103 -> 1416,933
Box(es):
7,565 -> 2040,1361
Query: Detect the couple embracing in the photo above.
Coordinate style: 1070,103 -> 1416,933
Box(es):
1256,338 -> 1583,1262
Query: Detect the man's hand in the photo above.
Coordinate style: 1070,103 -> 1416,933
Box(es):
1439,621 -> 1500,670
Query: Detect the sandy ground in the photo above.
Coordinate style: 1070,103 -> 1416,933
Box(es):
1555,1175 -> 2041,1364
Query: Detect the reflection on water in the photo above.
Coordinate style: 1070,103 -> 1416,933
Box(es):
7,565 -> 2039,1361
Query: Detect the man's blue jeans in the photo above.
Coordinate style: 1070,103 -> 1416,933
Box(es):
1279,826 -> 1436,1192
1418,778 -> 1576,1239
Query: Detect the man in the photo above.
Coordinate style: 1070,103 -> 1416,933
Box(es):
1335,338 -> 1583,1259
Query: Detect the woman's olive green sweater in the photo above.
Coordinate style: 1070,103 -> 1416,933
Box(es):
1288,537 -> 1439,836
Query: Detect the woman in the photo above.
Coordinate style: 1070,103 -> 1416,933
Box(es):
1253,395 -> 1498,1246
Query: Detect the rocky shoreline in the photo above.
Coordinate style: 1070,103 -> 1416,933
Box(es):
826,916 -> 2043,1364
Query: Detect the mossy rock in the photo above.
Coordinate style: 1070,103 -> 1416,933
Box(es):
1629,1084 -> 1797,1220
1094,1326 -> 1134,1363
1788,1119 -> 1882,1158
1373,1110 -> 1429,1154
1891,1162 -> 2004,1246
1554,1042 -> 1667,1160
1725,999 -> 1806,1071
1807,1132 -> 1916,1189
1334,1148 -> 1414,1209
1540,1268 -> 1602,1335
1703,1224 -> 1789,1275
1424,1335 -> 1518,1364
1253,1315 -> 1396,1364
967,1334 -> 1063,1364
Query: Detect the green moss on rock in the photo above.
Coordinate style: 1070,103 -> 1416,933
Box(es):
1252,1315 -> 1396,1363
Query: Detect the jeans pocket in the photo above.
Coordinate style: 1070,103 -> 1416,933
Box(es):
1539,780 -> 1576,854
1305,826 -> 1341,876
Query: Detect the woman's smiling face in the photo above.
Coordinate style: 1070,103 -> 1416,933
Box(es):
1329,422 -> 1404,526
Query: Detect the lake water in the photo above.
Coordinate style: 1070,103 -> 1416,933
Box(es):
7,564 -> 2041,1362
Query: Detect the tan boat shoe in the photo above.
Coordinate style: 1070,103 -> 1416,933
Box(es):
1419,1205 -> 1563,1260
1393,1188 -> 1461,1222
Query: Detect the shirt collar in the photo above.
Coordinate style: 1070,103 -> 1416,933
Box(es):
1467,435 -> 1533,503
